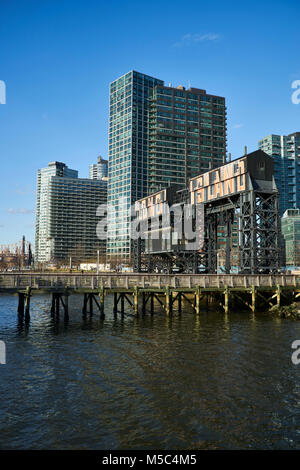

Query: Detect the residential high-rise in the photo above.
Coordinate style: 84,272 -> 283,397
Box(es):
35,161 -> 107,264
35,162 -> 78,262
89,156 -> 108,180
258,132 -> 300,215
107,71 -> 164,261
148,85 -> 226,194
107,70 -> 227,261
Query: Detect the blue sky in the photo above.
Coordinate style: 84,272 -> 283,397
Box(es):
0,0 -> 299,245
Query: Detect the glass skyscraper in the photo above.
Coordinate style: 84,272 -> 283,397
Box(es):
107,71 -> 163,260
258,132 -> 300,215
107,71 -> 227,261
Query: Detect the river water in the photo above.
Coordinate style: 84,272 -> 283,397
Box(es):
0,293 -> 300,450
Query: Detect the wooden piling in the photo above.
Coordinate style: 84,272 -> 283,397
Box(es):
195,287 -> 201,315
64,293 -> 69,320
142,292 -> 146,315
113,293 -> 118,314
17,293 -> 25,315
89,294 -> 93,315
55,293 -> 60,316
25,286 -> 31,322
251,285 -> 256,312
178,292 -> 182,314
224,286 -> 229,314
133,287 -> 139,315
82,293 -> 88,315
150,292 -> 154,314
99,287 -> 105,318
165,286 -> 171,315
277,284 -> 281,307
51,294 -> 56,315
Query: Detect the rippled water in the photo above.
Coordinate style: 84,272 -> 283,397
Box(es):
0,293 -> 300,450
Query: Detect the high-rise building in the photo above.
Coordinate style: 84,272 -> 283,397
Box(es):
89,156 -> 108,180
107,71 -> 164,260
107,70 -> 227,261
148,85 -> 226,194
35,161 -> 107,264
281,208 -> 300,267
258,132 -> 300,215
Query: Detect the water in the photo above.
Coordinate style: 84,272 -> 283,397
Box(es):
0,293 -> 300,450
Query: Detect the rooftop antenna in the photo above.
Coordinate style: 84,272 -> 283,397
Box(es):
244,145 -> 248,156
188,80 -> 191,89
228,152 -> 231,162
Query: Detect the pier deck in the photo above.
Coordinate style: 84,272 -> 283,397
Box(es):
0,273 -> 299,320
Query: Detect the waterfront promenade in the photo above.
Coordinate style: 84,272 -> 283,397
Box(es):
0,272 -> 299,319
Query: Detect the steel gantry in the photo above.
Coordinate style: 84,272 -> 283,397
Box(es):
134,150 -> 281,274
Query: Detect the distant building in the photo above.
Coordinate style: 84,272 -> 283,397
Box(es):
281,208 -> 300,267
0,236 -> 33,269
89,156 -> 108,180
35,161 -> 107,264
258,132 -> 300,215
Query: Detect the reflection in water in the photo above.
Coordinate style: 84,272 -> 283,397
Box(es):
0,293 -> 300,450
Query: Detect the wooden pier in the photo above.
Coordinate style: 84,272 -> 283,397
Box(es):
0,273 -> 299,321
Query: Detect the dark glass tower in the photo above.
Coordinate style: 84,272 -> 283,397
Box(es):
148,85 -> 227,194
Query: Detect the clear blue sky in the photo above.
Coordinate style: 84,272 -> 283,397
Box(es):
0,0 -> 299,245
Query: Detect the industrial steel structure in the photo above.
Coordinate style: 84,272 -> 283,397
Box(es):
133,150 -> 281,274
